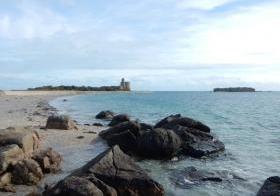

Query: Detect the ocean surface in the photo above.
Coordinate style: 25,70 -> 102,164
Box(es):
50,91 -> 280,196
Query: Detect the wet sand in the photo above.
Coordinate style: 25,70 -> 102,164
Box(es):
0,91 -> 107,195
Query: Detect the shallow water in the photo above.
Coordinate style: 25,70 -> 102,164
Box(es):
50,91 -> 280,196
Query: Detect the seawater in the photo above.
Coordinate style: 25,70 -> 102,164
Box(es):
50,91 -> 280,196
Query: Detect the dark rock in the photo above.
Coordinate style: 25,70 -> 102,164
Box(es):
83,131 -> 97,134
11,159 -> 43,185
137,128 -> 181,159
85,174 -> 117,196
62,99 -> 68,102
44,176 -> 103,196
93,123 -> 103,127
182,139 -> 225,158
32,148 -> 62,174
46,115 -> 77,130
96,110 -> 115,120
100,121 -> 141,153
77,136 -> 85,139
140,123 -> 153,131
155,114 -> 210,133
84,124 -> 91,126
46,146 -> 164,196
257,176 -> 280,196
108,114 -> 130,126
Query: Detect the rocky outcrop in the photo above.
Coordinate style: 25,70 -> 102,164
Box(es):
0,144 -> 24,173
32,148 -> 62,173
0,127 -> 62,192
100,114 -> 225,159
46,115 -> 77,130
45,145 -> 164,196
257,176 -> 280,196
96,110 -> 115,120
0,127 -> 40,155
11,159 -> 43,185
108,114 -> 130,126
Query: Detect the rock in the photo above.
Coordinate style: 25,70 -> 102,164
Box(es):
84,123 -> 91,126
100,121 -> 141,153
62,99 -> 68,102
108,114 -> 130,126
169,167 -> 223,189
0,172 -> 11,187
137,128 -> 181,159
46,115 -> 77,130
155,114 -> 210,133
77,136 -> 85,139
11,159 -> 43,185
0,144 -> 24,173
85,174 -> 117,196
182,139 -> 225,158
257,176 -> 280,196
46,146 -> 164,196
96,110 -> 115,120
0,127 -> 40,155
140,123 -> 153,131
93,123 -> 103,127
32,148 -> 62,174
44,176 -> 103,196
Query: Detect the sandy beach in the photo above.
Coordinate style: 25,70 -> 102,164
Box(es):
0,91 -> 107,195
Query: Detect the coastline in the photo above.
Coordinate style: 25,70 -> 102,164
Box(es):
0,91 -> 108,195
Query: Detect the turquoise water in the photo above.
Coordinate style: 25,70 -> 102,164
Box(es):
51,91 -> 280,196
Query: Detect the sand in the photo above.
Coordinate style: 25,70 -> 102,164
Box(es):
0,91 -> 107,195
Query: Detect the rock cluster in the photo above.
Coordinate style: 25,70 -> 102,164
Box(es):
95,110 -> 115,120
44,145 -> 164,196
0,127 -> 61,192
100,114 -> 225,159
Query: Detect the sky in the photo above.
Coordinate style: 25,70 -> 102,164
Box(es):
0,0 -> 280,90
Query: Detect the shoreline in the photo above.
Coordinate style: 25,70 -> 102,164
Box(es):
0,91 -> 108,195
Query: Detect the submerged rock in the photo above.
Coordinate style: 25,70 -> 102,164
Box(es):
257,176 -> 280,196
45,145 -> 164,196
108,114 -> 130,126
46,115 -> 77,130
96,110 -> 115,120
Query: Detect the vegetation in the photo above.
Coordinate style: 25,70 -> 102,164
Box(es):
213,87 -> 255,92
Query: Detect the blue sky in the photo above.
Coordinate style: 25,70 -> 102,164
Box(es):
0,0 -> 279,90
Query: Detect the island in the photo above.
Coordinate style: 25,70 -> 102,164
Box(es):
213,87 -> 255,92
27,78 -> 131,91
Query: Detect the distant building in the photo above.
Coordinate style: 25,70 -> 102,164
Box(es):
120,78 -> 131,91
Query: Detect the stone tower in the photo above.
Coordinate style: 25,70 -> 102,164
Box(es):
120,78 -> 131,91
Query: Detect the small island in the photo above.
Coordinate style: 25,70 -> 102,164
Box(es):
213,87 -> 255,92
27,78 -> 131,92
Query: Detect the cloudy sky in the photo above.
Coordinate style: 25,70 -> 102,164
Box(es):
0,0 -> 279,90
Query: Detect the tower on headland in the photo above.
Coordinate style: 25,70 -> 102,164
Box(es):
120,78 -> 131,91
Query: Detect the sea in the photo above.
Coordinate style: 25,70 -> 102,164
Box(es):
50,91 -> 280,196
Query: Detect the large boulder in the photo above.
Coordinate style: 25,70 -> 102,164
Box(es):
0,172 -> 11,187
45,146 -> 164,196
11,159 -> 43,185
257,176 -> 280,196
155,114 -> 210,133
46,115 -> 77,130
108,114 -> 130,126
44,176 -> 103,196
96,110 -> 115,120
100,121 -> 141,154
0,144 -> 24,173
0,127 -> 40,155
137,128 -> 181,159
32,148 -> 62,173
